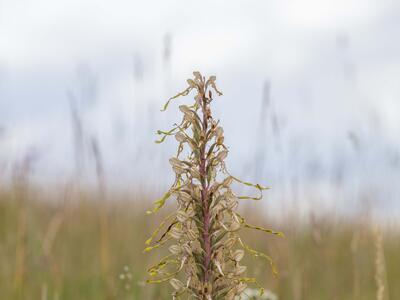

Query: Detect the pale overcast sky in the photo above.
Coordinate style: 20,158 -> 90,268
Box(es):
0,0 -> 399,217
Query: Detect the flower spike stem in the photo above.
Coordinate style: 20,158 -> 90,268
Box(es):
145,72 -> 283,300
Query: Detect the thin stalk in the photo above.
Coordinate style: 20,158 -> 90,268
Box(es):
199,88 -> 212,286
145,72 -> 280,300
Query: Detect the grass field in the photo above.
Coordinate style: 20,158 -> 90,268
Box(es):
0,184 -> 398,300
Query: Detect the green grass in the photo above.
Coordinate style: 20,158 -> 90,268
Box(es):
0,186 -> 398,299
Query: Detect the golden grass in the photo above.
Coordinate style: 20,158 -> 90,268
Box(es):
0,185 -> 399,299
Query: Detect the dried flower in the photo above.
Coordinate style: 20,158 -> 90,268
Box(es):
145,72 -> 283,299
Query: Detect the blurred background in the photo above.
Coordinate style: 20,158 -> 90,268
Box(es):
0,0 -> 399,299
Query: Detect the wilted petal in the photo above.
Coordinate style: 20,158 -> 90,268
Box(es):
175,132 -> 186,143
235,265 -> 247,275
170,227 -> 183,239
170,278 -> 184,291
216,150 -> 228,161
169,244 -> 181,255
232,249 -> 245,262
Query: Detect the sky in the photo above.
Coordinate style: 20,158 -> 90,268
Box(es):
0,0 -> 399,218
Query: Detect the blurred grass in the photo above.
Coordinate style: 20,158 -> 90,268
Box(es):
0,184 -> 399,300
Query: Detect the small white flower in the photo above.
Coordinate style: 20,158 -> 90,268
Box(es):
236,288 -> 278,300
